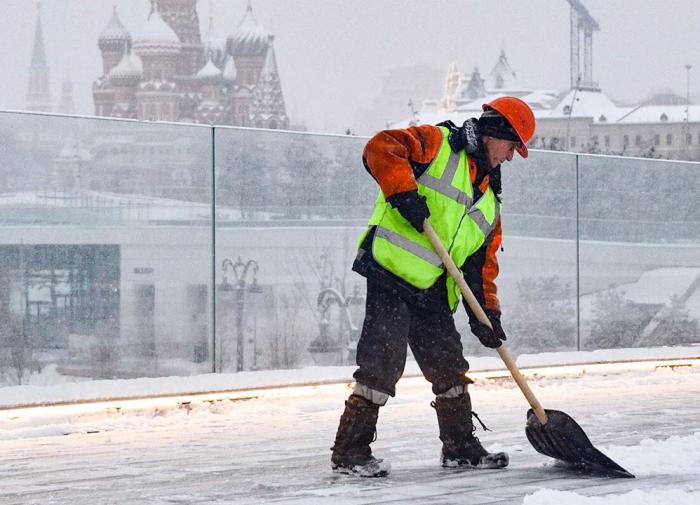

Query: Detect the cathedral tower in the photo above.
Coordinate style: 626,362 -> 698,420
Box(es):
133,5 -> 181,121
251,41 -> 288,129
58,73 -> 76,114
226,1 -> 271,125
98,5 -> 132,76
26,3 -> 52,112
156,0 -> 204,77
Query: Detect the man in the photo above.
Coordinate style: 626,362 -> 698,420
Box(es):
330,96 -> 536,477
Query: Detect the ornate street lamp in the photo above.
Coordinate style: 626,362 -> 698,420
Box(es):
308,287 -> 363,366
220,256 -> 260,372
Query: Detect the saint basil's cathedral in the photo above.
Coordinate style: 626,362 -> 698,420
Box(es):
93,0 -> 289,129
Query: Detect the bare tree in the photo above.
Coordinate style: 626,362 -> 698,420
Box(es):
267,291 -> 305,369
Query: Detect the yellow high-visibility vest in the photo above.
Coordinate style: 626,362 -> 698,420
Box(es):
360,126 -> 500,311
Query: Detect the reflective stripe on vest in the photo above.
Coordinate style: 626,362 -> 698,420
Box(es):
362,126 -> 500,310
469,200 -> 501,237
375,226 -> 443,267
419,152 -> 472,206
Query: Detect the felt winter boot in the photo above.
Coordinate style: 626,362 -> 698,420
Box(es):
432,393 -> 509,469
330,394 -> 390,477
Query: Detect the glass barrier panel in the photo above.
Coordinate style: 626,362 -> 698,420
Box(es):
213,127 -> 373,371
577,154 -> 700,350
488,150 -> 579,356
0,112 -> 213,388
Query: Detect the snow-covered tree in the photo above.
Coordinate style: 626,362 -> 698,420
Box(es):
506,275 -> 576,353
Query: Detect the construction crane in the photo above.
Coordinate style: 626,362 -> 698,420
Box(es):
567,0 -> 599,90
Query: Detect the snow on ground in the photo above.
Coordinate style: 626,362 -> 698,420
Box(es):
1,345 -> 698,409
1,363 -> 699,504
524,488 -> 700,505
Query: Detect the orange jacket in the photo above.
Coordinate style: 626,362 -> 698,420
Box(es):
362,124 -> 502,314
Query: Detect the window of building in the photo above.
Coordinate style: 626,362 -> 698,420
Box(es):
666,133 -> 673,145
687,133 -> 693,145
654,134 -> 660,145
591,135 -> 599,145
623,135 -> 629,146
570,137 -> 576,148
635,135 -> 641,146
604,135 -> 610,147
145,103 -> 156,121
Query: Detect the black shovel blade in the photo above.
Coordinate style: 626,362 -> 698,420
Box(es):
525,409 -> 635,478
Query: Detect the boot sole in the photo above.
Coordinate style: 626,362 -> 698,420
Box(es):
331,461 -> 391,478
442,454 -> 509,469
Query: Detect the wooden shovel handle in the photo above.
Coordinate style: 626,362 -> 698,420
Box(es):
423,220 -> 548,425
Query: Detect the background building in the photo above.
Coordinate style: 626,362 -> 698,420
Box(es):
391,1 -> 700,161
92,1 -> 288,128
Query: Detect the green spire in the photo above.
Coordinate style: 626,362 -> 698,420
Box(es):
31,2 -> 48,68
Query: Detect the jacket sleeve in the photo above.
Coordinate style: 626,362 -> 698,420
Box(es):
362,125 -> 443,198
462,216 -> 503,317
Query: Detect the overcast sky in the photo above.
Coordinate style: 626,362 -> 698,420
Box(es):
1,0 -> 699,133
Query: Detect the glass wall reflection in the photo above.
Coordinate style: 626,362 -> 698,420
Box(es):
1,110 -> 698,390
577,155 -> 700,350
213,127 -> 373,371
0,112 -> 213,386
494,150 -> 579,355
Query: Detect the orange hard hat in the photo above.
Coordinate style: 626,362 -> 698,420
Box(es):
482,96 -> 536,158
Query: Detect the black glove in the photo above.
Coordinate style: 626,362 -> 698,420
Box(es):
438,118 -> 480,154
386,190 -> 430,232
469,310 -> 507,349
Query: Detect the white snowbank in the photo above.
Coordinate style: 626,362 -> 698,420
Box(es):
0,346 -> 697,409
524,489 -> 700,505
524,432 -> 700,505
608,432 -> 700,476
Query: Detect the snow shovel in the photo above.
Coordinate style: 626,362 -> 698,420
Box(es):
423,220 -> 634,478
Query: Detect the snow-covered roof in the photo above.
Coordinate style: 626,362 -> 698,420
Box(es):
134,8 -> 180,47
223,55 -> 237,82
110,50 -> 143,82
98,6 -> 131,45
203,15 -> 226,68
0,191 -> 249,226
615,268 -> 700,306
196,57 -> 223,82
138,80 -> 177,92
391,90 -> 556,128
615,105 -> 700,124
485,50 -> 522,93
547,88 -> 620,119
521,90 -> 561,110
227,2 -> 272,58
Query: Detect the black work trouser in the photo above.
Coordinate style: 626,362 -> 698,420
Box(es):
353,279 -> 471,397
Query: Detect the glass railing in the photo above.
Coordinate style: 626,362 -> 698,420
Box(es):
212,127 -> 371,372
0,110 -> 698,389
0,112 -> 214,385
577,155 -> 700,350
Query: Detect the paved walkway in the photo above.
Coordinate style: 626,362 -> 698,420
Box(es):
2,365 -> 699,504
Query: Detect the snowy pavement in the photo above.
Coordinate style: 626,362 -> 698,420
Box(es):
2,364 -> 700,504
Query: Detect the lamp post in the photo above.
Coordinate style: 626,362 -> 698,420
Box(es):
686,64 -> 692,123
344,284 -> 365,364
221,256 -> 260,372
685,64 -> 692,154
308,287 -> 363,365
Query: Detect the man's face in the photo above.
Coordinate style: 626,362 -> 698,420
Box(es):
483,136 -> 519,168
